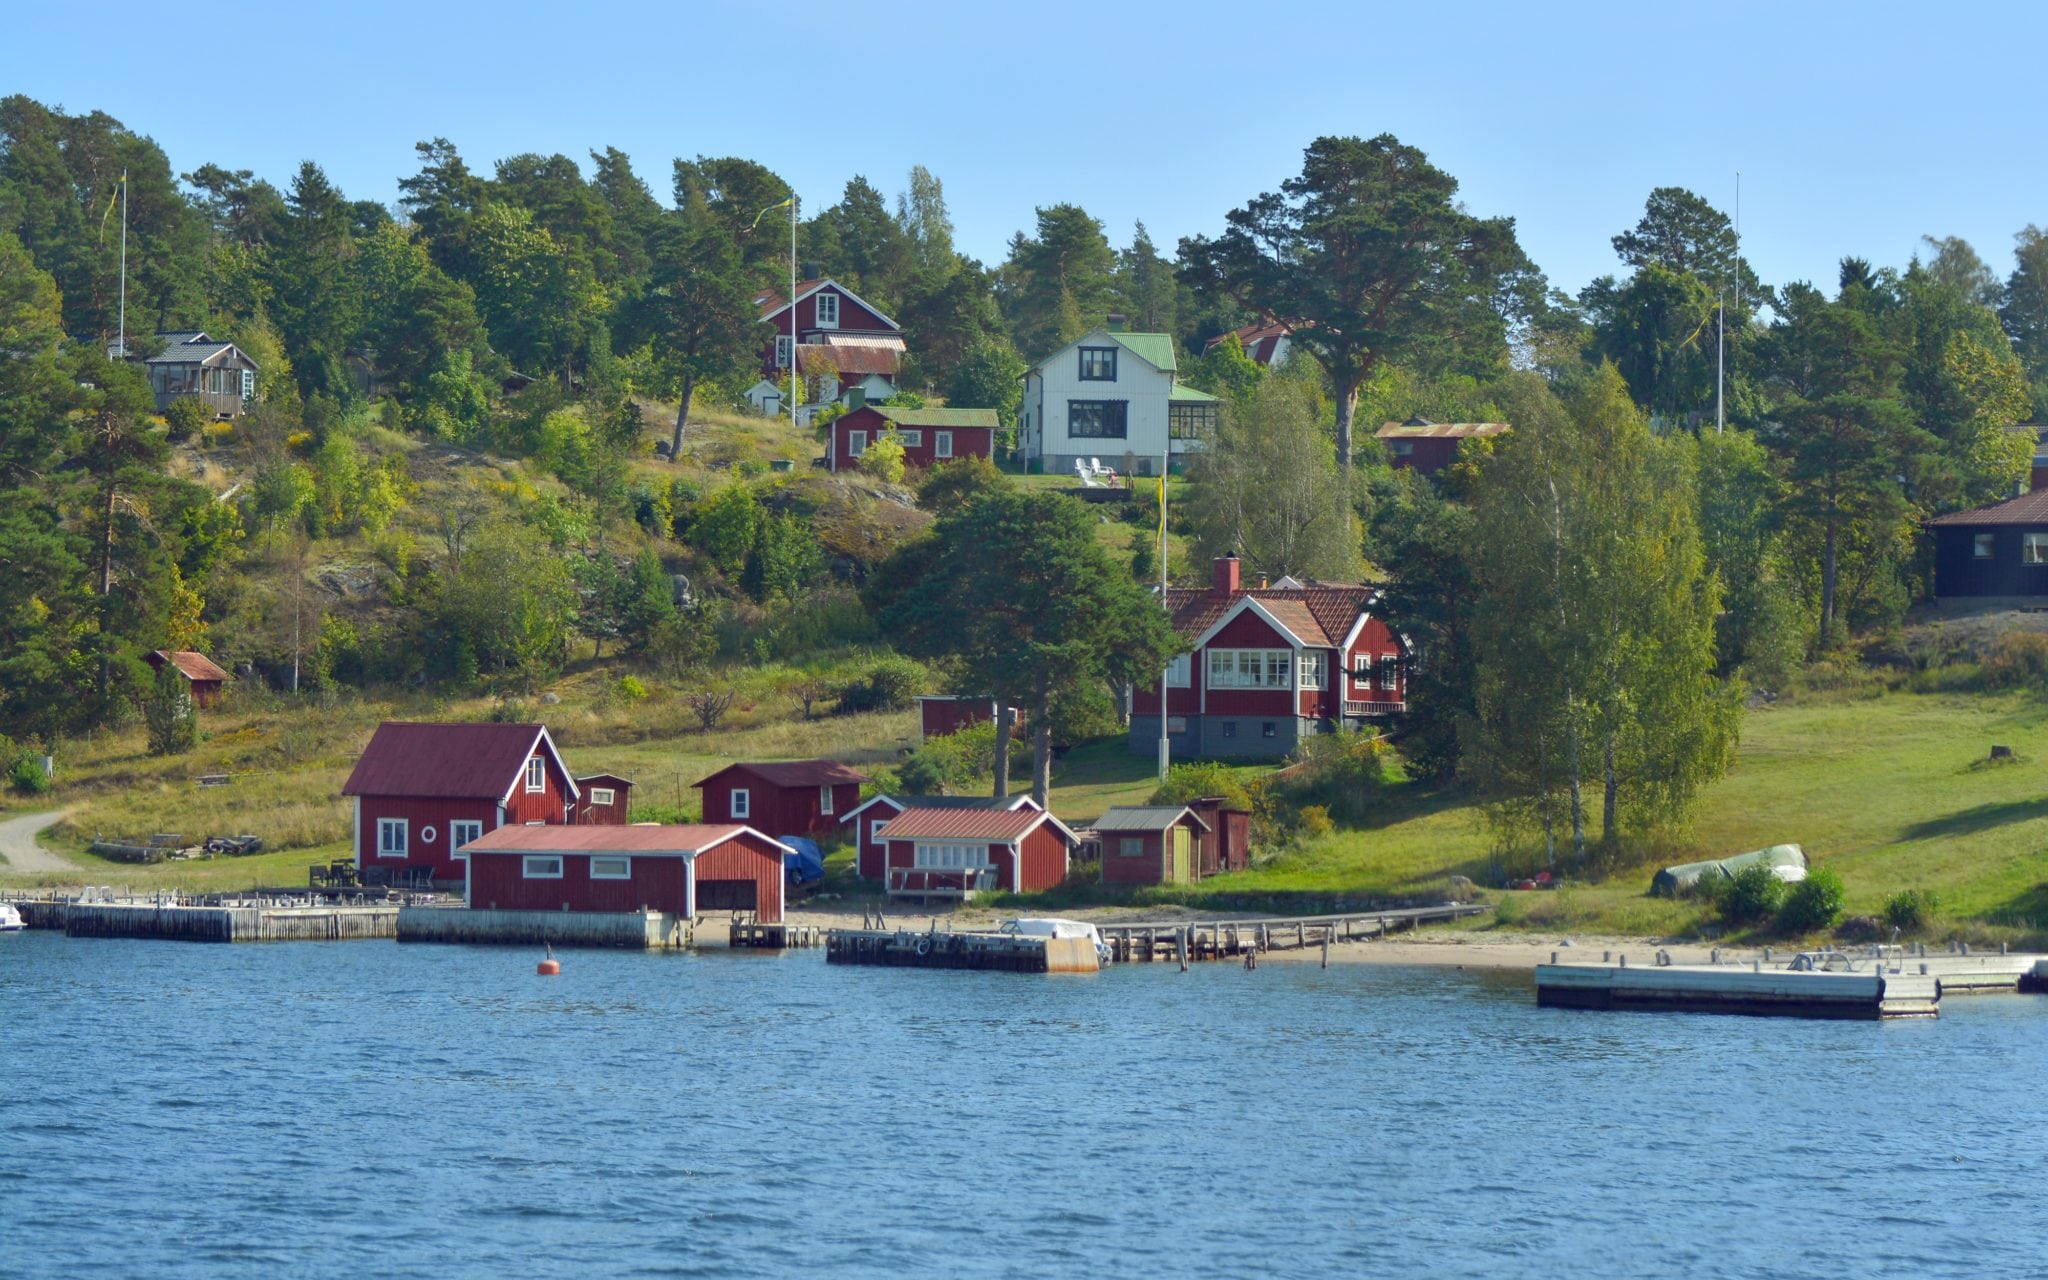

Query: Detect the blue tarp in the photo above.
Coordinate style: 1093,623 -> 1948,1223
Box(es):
779,836 -> 825,885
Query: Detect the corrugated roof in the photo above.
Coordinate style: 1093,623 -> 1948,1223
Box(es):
694,759 -> 871,789
795,343 -> 899,376
1375,421 -> 1510,440
1925,489 -> 2048,526
342,722 -> 567,800
462,823 -> 784,857
1168,384 -> 1219,403
1109,332 -> 1177,373
842,792 -> 1037,824
872,406 -> 1000,429
151,650 -> 230,682
145,340 -> 238,366
879,806 -> 1052,842
1092,805 -> 1208,833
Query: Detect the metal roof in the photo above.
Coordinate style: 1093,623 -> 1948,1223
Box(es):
795,343 -> 899,376
1108,332 -> 1177,372
1169,384 -> 1219,403
342,722 -> 575,801
694,759 -> 871,789
862,406 -> 1000,429
1375,421 -> 1510,440
841,792 -> 1037,824
462,823 -> 790,858
1925,489 -> 2048,527
878,805 -> 1075,844
150,649 -> 230,682
1092,805 -> 1208,833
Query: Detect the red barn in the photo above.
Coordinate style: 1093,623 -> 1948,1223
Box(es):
694,760 -> 870,838
341,722 -> 578,887
915,695 -> 1018,743
840,793 -> 1039,880
1131,555 -> 1409,760
573,774 -> 634,825
827,405 -> 999,473
460,823 -> 789,923
1375,418 -> 1509,475
145,649 -> 231,709
877,804 -> 1078,899
1095,806 -> 1211,886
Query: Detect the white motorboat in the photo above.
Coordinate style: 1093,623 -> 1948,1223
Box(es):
0,902 -> 24,931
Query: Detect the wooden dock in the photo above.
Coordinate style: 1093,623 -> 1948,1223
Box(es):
728,922 -> 821,949
824,928 -> 1100,973
397,905 -> 689,949
1095,903 -> 1488,964
15,898 -> 397,943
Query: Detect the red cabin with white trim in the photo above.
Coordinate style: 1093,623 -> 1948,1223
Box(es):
827,405 -> 999,473
460,823 -> 788,923
876,804 -> 1078,898
840,793 -> 1040,880
693,760 -> 870,838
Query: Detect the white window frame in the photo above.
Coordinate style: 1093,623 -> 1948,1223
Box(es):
1165,654 -> 1191,688
898,430 -> 922,447
731,788 -> 751,819
589,788 -> 616,807
2025,533 -> 2048,566
1166,716 -> 1187,734
1973,533 -> 1995,559
848,430 -> 867,457
590,855 -> 631,880
774,335 -> 793,368
522,855 -> 563,879
935,431 -> 953,458
914,842 -> 992,870
1207,648 -> 1293,689
820,784 -> 835,816
1298,651 -> 1328,690
525,757 -> 545,793
377,818 -> 407,858
814,291 -> 839,329
451,820 -> 483,857
870,818 -> 889,846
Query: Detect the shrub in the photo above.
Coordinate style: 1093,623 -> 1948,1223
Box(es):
1270,730 -> 1390,825
1151,761 -> 1252,811
1881,888 -> 1939,933
164,395 -> 211,442
1718,861 -> 1785,926
1980,630 -> 2048,689
1778,866 -> 1846,933
859,431 -> 907,483
143,661 -> 198,756
899,723 -> 1006,795
837,657 -> 923,714
916,457 -> 1009,516
9,754 -> 50,796
615,675 -> 649,702
1295,804 -> 1334,839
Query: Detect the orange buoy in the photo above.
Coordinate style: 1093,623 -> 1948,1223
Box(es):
537,943 -> 560,976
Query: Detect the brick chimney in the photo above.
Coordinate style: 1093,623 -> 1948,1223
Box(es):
1213,554 -> 1240,595
1106,313 -> 1128,332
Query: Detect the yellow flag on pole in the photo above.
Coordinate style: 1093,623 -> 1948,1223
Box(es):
98,178 -> 122,240
750,194 -> 795,230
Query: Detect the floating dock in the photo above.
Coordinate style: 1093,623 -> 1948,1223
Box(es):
397,905 -> 689,949
824,928 -> 1100,973
14,898 -> 397,943
1536,959 -> 1941,1020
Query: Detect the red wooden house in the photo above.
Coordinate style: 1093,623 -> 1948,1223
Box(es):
341,722 -> 579,887
146,649 -> 231,709
840,793 -> 1040,880
1130,555 -> 1408,760
1375,418 -> 1509,475
1095,805 -> 1211,887
875,804 -> 1079,899
757,278 -> 905,406
914,695 -> 1018,744
694,760 -> 870,838
460,823 -> 789,923
573,774 -> 634,825
826,405 -> 999,473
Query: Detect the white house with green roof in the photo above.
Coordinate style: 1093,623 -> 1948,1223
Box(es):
1019,322 -> 1218,479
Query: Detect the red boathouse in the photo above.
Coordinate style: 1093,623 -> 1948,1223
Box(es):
876,804 -> 1079,899
840,793 -> 1040,880
460,824 -> 789,923
694,760 -> 869,838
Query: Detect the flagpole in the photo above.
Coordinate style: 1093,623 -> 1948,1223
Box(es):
117,169 -> 128,359
1157,452 -> 1170,785
789,189 -> 798,425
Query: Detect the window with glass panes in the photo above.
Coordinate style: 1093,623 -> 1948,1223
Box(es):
914,842 -> 992,869
1169,403 -> 1215,439
1207,648 -> 1292,688
1067,400 -> 1128,438
1077,347 -> 1117,381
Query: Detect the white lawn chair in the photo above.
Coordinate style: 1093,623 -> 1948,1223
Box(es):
1075,459 -> 1101,488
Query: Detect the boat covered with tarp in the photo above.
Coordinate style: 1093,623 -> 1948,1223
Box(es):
1650,844 -> 1807,897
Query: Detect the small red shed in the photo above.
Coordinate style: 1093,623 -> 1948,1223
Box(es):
1186,796 -> 1252,875
841,793 -> 1040,880
1095,806 -> 1211,886
574,774 -> 634,825
145,649 -> 232,709
915,695 -> 1019,743
876,804 -> 1078,899
694,760 -> 870,838
341,721 -> 578,887
827,405 -> 999,473
1375,418 -> 1510,475
460,823 -> 789,923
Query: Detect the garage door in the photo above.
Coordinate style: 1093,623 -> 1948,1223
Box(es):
696,879 -> 758,912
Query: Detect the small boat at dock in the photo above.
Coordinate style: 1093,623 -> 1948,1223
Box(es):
0,903 -> 25,931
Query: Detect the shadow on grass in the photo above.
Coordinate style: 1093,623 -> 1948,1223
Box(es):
1897,797 -> 2048,842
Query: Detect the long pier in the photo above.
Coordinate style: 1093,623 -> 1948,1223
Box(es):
13,897 -> 397,943
1096,903 -> 1488,964
824,928 -> 1100,973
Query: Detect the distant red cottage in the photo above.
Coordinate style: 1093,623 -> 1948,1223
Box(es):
1095,805 -> 1211,887
460,823 -> 788,923
341,722 -> 579,887
145,649 -> 231,709
1130,555 -> 1408,760
756,278 -> 905,408
694,760 -> 870,838
574,774 -> 634,825
915,695 -> 1017,743
840,793 -> 1040,880
827,405 -> 999,473
876,804 -> 1078,900
1375,418 -> 1509,475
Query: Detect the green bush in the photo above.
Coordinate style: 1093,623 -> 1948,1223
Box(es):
9,754 -> 50,795
1719,861 -> 1785,927
164,395 -> 211,442
615,675 -> 649,702
837,657 -> 924,714
1151,761 -> 1252,811
899,723 -> 1007,795
1980,630 -> 2048,689
1777,866 -> 1846,933
1295,804 -> 1334,839
1881,888 -> 1939,933
859,431 -> 907,483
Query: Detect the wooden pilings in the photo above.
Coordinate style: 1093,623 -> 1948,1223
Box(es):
1094,904 -> 1487,965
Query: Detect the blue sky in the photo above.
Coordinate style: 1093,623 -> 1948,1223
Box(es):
9,1 -> 2044,302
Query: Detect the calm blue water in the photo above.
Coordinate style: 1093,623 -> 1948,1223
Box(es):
3,933 -> 2042,1278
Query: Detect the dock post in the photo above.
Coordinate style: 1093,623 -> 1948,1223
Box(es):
1962,941 -> 1970,956
1178,929 -> 1188,972
1321,937 -> 1329,969
1711,948 -> 1720,964
1619,954 -> 1628,968
2002,942 -> 2009,955
1603,950 -> 1611,963
1753,960 -> 1761,972
1764,947 -> 1772,963
1551,951 -> 1558,964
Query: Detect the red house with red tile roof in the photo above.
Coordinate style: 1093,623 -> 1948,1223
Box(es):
460,823 -> 789,923
341,722 -> 579,887
693,760 -> 870,838
877,803 -> 1079,899
827,405 -> 999,473
1130,555 -> 1408,759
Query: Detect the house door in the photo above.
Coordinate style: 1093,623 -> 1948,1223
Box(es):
1171,828 -> 1192,883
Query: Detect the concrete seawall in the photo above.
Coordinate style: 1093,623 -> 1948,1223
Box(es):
398,906 -> 687,949
43,902 -> 397,943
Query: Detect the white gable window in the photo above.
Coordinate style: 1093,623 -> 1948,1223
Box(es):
820,784 -> 835,816
1207,648 -> 1292,688
590,856 -> 631,880
522,855 -> 563,879
935,431 -> 953,458
1297,651 -> 1329,689
848,430 -> 867,457
775,335 -> 793,368
377,818 -> 407,858
451,820 -> 483,857
731,788 -> 751,820
526,757 -> 545,793
1164,654 -> 1191,688
815,291 -> 839,329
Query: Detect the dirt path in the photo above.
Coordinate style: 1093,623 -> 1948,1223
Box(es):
0,809 -> 77,874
